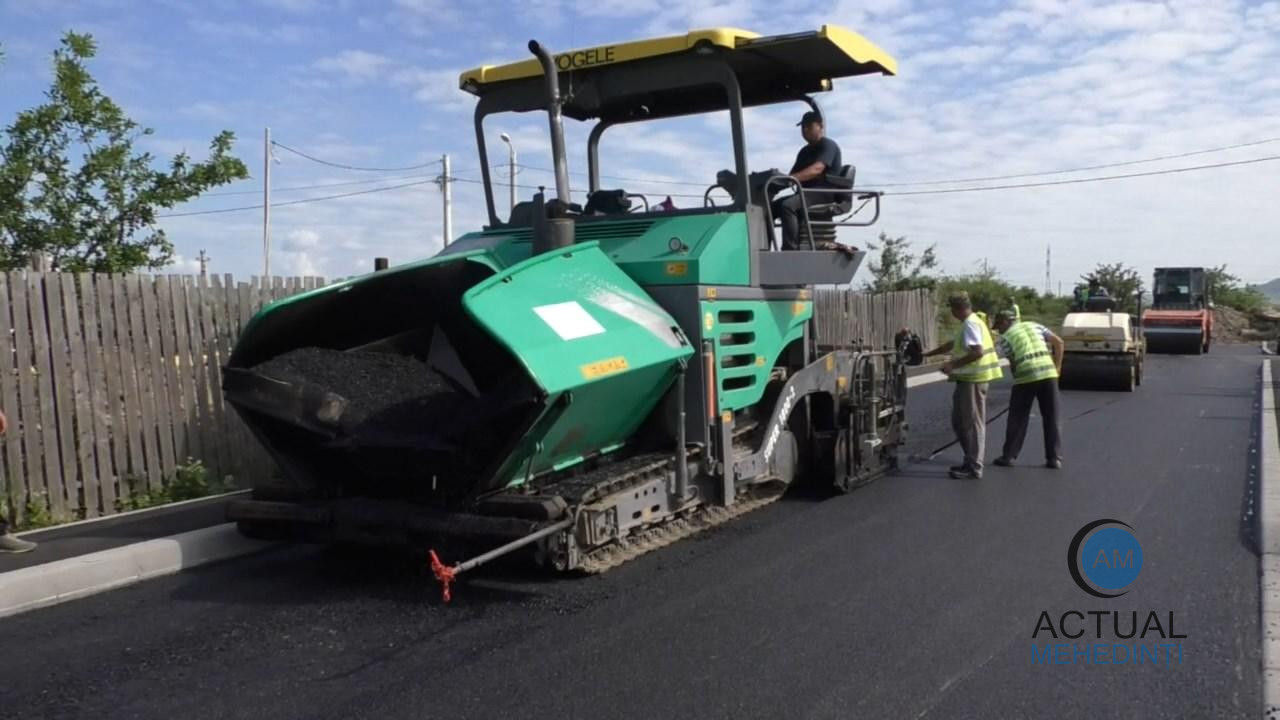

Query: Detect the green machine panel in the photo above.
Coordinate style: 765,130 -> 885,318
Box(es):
704,298 -> 812,412
464,242 -> 694,485
459,211 -> 754,288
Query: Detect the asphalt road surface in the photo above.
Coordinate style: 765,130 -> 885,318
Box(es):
3,347 -> 1266,720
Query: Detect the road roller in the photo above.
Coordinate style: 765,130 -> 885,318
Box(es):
1142,267 -> 1213,354
221,25 -> 909,593
1059,309 -> 1145,391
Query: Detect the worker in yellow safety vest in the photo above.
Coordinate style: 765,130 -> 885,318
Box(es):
991,310 -> 1065,469
923,292 -> 1003,479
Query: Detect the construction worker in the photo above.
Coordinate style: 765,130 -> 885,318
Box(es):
923,293 -> 1004,479
990,311 -> 1065,469
0,410 -> 37,553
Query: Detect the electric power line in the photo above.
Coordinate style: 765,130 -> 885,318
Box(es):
447,174 -> 709,200
232,134 -> 1280,197
514,163 -> 710,187
516,136 -> 1280,190
877,135 -> 1280,187
205,172 -> 439,197
158,151 -> 1280,219
885,153 -> 1280,196
269,141 -> 444,172
158,178 -> 435,218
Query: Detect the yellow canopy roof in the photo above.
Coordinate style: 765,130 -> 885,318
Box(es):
459,25 -> 897,93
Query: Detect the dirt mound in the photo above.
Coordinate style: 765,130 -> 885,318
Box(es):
1213,306 -> 1252,343
1248,308 -> 1280,344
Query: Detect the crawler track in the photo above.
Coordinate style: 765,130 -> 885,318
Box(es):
534,424 -> 776,574
579,485 -> 784,573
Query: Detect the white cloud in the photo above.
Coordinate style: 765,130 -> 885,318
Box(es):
165,254 -> 205,274
313,50 -> 394,81
909,44 -> 1004,70
1071,1 -> 1173,34
277,250 -> 325,276
381,0 -> 464,36
179,101 -> 233,122
283,229 -> 321,251
390,66 -> 470,111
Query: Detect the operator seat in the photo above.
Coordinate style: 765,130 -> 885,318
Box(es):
584,189 -> 633,216
1084,296 -> 1117,312
796,164 -> 857,249
507,198 -> 584,227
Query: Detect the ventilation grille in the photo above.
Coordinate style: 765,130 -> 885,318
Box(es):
485,219 -> 655,243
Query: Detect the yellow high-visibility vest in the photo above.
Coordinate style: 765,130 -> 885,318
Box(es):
1003,321 -> 1058,385
950,314 -> 1003,383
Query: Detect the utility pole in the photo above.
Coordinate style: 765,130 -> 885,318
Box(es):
499,133 -> 517,213
198,249 -> 209,278
438,154 -> 453,247
1045,245 -> 1051,296
263,127 -> 271,278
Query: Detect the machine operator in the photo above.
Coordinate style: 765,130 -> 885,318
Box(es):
773,111 -> 842,251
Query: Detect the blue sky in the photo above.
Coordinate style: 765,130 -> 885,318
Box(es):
2,0 -> 1278,288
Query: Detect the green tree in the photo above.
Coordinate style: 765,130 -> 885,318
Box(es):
1205,264 -> 1239,294
1206,264 -> 1271,313
1082,263 -> 1142,313
0,32 -> 249,272
863,232 -> 938,292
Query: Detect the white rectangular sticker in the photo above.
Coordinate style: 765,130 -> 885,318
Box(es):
533,301 -> 605,341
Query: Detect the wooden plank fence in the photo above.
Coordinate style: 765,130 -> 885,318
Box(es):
0,272 -> 323,526
813,288 -> 938,351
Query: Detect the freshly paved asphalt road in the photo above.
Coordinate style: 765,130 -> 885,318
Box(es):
3,347 -> 1266,720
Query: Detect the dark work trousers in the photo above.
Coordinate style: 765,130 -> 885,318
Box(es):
1003,379 -> 1063,462
771,194 -> 806,250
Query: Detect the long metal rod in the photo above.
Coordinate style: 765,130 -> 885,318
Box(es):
675,365 -> 689,500
587,120 -> 611,194
722,67 -> 751,210
263,126 -> 271,277
528,40 -> 571,205
473,105 -> 499,227
509,145 -> 517,213
702,341 -> 717,474
441,154 -> 452,246
452,517 -> 573,575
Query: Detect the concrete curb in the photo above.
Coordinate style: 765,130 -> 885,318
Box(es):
0,523 -> 270,620
13,489 -> 249,540
1258,359 -> 1280,717
907,370 -> 946,388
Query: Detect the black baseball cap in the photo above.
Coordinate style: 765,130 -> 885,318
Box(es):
797,111 -> 823,127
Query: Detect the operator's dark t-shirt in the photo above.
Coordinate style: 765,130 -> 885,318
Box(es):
789,137 -> 842,204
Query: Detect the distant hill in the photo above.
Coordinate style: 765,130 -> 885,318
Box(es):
1256,278 -> 1280,304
